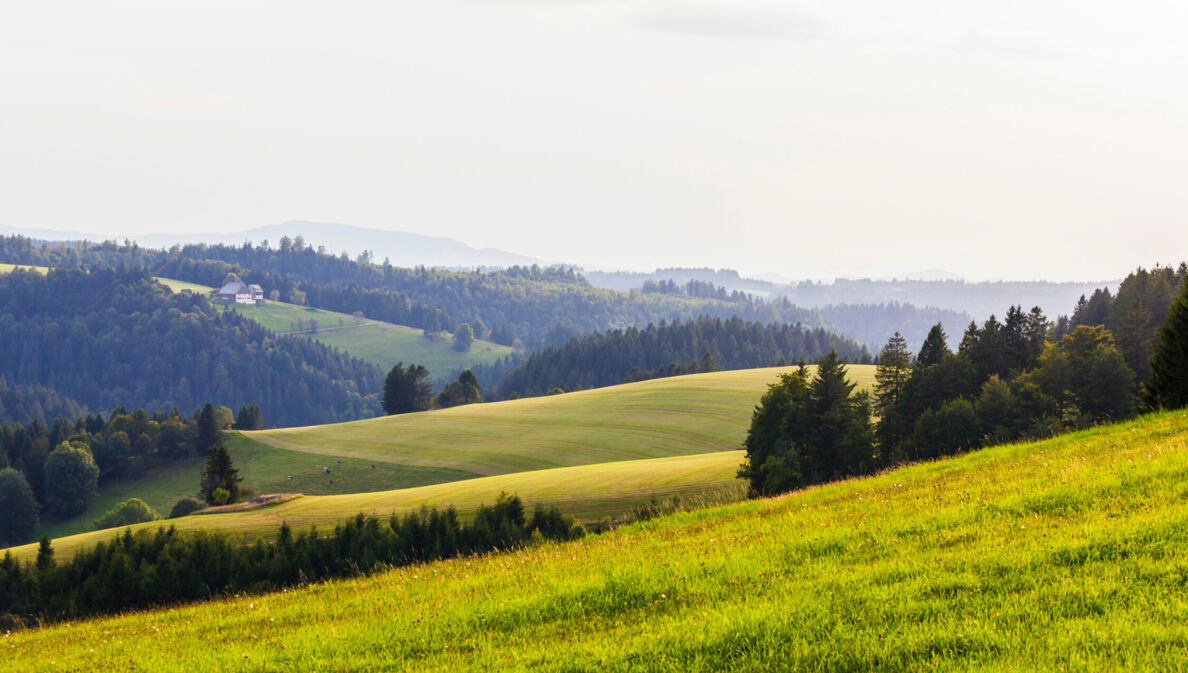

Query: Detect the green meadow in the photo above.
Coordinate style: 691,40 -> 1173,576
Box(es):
24,367 -> 874,552
244,365 -> 877,476
7,411 -> 1187,671
8,450 -> 746,562
154,277 -> 513,375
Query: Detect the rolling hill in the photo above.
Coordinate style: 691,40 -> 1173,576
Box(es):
155,278 -> 513,376
7,411 -> 1186,670
10,450 -> 745,562
31,366 -> 874,542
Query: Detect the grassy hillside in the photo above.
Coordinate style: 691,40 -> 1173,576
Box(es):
8,411 -> 1187,671
244,365 -> 876,477
33,366 -> 872,543
35,438 -> 474,540
8,450 -> 745,562
154,277 -> 513,375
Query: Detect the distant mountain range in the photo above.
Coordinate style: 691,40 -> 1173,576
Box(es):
0,221 -> 543,270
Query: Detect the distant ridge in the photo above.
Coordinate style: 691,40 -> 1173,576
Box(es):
0,221 -> 543,270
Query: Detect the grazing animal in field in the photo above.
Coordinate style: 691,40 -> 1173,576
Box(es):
323,466 -> 330,474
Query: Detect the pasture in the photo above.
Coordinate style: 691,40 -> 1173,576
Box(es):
7,411 -> 1187,671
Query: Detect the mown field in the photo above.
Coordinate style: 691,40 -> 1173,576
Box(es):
8,450 -> 746,562
244,365 -> 877,476
153,277 -> 513,376
28,366 -> 872,549
7,411 -> 1187,671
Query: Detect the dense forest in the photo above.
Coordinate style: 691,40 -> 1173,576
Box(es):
0,236 -> 828,348
0,495 -> 584,626
489,316 -> 870,400
0,267 -> 382,427
0,379 -> 87,427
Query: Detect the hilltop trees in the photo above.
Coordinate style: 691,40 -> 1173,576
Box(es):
1144,273 -> 1188,410
42,442 -> 99,517
233,404 -> 264,430
0,468 -> 39,545
381,362 -> 433,415
490,316 -> 869,400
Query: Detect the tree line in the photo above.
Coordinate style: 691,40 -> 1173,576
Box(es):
0,494 -> 583,627
0,402 -> 252,546
740,269 -> 1188,496
485,316 -> 870,400
0,235 -> 831,349
0,267 -> 382,428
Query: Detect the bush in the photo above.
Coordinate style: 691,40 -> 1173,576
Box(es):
168,496 -> 205,518
92,498 -> 159,530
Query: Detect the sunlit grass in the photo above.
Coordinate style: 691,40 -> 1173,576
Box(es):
7,411 -> 1186,671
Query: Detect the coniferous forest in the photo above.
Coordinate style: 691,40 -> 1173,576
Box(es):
489,316 -> 870,399
0,267 -> 382,427
0,236 -> 827,348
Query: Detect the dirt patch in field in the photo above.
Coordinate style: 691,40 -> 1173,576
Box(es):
195,493 -> 303,515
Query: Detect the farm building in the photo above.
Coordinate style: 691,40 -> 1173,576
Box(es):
217,281 -> 266,305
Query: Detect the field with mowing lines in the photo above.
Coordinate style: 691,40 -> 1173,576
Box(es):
154,277 -> 513,375
9,412 -> 1188,671
29,366 -> 872,542
6,450 -> 747,562
244,365 -> 877,476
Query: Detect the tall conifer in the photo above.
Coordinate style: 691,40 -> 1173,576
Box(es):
1144,274 -> 1188,410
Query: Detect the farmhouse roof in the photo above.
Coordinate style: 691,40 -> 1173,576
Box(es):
218,282 -> 248,295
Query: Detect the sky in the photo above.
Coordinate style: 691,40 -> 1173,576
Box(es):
1,0 -> 1186,281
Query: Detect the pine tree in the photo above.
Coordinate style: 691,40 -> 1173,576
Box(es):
197,403 -> 219,450
1144,274 -> 1188,410
382,362 -> 434,415
916,323 -> 949,367
35,535 -> 54,571
200,443 -> 241,504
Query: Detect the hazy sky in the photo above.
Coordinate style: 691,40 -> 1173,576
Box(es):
2,0 -> 1186,280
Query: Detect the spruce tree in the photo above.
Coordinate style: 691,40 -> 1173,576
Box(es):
200,443 -> 242,504
874,333 -> 912,456
917,324 -> 950,367
197,403 -> 219,450
1144,274 -> 1188,410
382,362 -> 433,414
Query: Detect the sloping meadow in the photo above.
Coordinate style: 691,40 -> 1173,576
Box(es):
6,411 -> 1187,672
